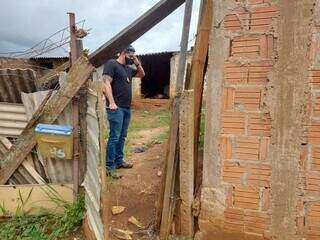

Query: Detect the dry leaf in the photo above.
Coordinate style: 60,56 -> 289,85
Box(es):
128,216 -> 145,228
112,206 -> 125,215
110,227 -> 133,240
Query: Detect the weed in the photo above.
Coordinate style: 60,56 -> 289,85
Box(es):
0,188 -> 85,240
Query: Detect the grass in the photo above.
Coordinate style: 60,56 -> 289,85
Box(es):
0,188 -> 85,240
124,108 -> 170,158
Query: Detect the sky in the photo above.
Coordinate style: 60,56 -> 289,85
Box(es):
0,0 -> 201,57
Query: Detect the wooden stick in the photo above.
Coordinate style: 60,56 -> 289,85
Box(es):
190,0 -> 213,191
159,2 -> 194,238
179,90 -> 194,236
0,56 -> 94,184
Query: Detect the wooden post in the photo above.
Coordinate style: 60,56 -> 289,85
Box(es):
190,0 -> 213,191
68,12 -> 83,197
179,90 -> 194,236
159,0 -> 193,239
95,81 -> 109,240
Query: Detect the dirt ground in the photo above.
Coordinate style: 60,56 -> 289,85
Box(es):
104,99 -> 170,240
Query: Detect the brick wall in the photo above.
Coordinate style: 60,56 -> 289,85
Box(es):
199,0 -> 319,240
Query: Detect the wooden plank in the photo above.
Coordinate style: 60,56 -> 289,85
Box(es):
95,81 -> 108,240
159,99 -> 180,239
0,137 -> 45,184
0,56 -> 94,184
158,0 -> 193,238
175,0 -> 193,95
0,184 -> 73,217
190,0 -> 213,191
179,90 -> 194,236
159,1 -> 193,238
88,0 -> 185,67
37,61 -> 70,88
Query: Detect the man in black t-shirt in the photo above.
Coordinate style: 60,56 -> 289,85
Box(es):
102,45 -> 145,179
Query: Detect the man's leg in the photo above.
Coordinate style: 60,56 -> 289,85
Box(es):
106,109 -> 124,171
115,107 -> 132,168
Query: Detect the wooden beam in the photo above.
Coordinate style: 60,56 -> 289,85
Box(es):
159,1 -> 193,238
175,0 -> 193,95
95,81 -> 109,240
88,0 -> 185,67
0,184 -> 73,217
179,90 -> 194,236
0,56 -> 94,184
0,137 -> 45,184
191,0 -> 213,191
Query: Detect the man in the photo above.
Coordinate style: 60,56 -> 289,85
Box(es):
102,45 -> 145,179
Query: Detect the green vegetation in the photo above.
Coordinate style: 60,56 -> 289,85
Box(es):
124,108 -> 170,158
0,188 -> 85,240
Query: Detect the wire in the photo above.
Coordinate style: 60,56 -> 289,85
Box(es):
0,20 -> 88,58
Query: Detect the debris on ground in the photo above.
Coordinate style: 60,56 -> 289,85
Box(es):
132,146 -> 147,153
112,206 -> 126,215
157,170 -> 162,177
110,227 -> 133,240
128,216 -> 145,229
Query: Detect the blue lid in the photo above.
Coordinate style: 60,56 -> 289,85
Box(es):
35,123 -> 73,135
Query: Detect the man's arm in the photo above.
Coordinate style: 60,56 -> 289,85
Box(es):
133,56 -> 145,78
102,75 -> 118,111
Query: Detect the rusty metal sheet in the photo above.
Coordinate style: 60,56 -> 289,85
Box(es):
0,102 -> 28,137
0,68 -> 38,103
83,86 -> 104,240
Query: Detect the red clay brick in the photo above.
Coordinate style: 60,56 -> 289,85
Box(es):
307,121 -> 320,144
224,208 -> 245,232
306,171 -> 320,194
313,95 -> 320,117
225,62 -> 249,84
310,70 -> 320,89
261,188 -> 270,211
224,7 -> 249,31
235,137 -> 260,161
248,61 -> 273,84
234,186 -> 260,210
223,161 -> 245,185
221,136 -> 232,159
231,36 -> 261,58
234,88 -> 261,110
223,88 -> 235,110
248,113 -> 272,137
312,147 -> 320,171
250,6 -> 278,32
259,138 -> 269,161
222,112 -> 245,134
244,210 -> 270,235
306,203 -> 320,239
247,163 -> 271,187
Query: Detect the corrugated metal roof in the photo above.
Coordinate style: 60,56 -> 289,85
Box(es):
0,102 -> 28,137
0,68 -> 38,103
137,51 -> 176,57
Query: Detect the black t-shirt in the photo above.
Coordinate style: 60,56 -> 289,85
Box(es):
102,59 -> 137,108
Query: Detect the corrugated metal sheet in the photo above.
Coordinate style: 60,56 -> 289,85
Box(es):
83,86 -> 104,240
21,90 -> 73,183
0,102 -> 28,137
0,68 -> 38,103
0,137 -> 45,185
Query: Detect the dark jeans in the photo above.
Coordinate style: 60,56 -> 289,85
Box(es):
106,107 -> 131,170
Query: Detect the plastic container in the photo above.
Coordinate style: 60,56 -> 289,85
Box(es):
35,123 -> 73,159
